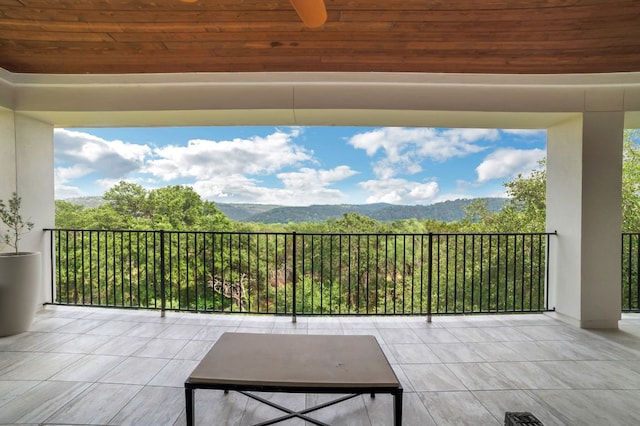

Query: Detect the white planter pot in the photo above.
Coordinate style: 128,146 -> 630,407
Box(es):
0,252 -> 41,337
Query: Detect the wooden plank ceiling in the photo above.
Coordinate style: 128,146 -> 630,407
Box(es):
1,0 -> 639,75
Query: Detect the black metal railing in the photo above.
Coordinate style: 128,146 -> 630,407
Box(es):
45,229 -> 555,317
623,233 -> 640,312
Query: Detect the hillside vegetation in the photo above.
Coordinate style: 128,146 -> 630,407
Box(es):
60,196 -> 506,225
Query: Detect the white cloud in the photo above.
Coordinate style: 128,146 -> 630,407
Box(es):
55,164 -> 92,184
54,127 -> 357,206
408,183 -> 440,200
141,129 -> 351,205
193,172 -> 351,206
419,129 -> 497,161
347,128 -> 411,157
192,174 -> 258,200
476,148 -> 545,183
54,129 -> 150,177
191,165 -> 358,206
256,187 -> 349,206
371,162 -> 397,180
145,130 -> 310,181
360,179 -> 439,204
277,166 -> 358,190
55,185 -> 86,199
54,128 -> 153,198
348,127 -> 490,179
54,164 -> 93,198
442,128 -> 500,142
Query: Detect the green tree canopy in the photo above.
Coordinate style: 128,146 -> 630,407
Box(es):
329,212 -> 389,234
58,181 -> 231,231
103,181 -> 148,218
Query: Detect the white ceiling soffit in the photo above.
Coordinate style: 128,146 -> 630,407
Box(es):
1,70 -> 639,128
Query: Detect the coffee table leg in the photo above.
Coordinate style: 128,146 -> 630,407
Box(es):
393,390 -> 403,426
185,387 -> 194,426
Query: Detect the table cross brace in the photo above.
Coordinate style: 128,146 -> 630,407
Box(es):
237,390 -> 362,426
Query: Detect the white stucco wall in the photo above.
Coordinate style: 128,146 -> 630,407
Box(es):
0,110 -> 55,306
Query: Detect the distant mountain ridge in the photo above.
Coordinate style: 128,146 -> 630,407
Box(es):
219,198 -> 506,223
231,203 -> 393,224
60,196 -> 507,224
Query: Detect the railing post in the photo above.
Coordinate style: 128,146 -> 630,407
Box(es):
545,232 -> 554,312
160,230 -> 166,318
48,229 -> 55,304
427,232 -> 433,323
292,231 -> 297,323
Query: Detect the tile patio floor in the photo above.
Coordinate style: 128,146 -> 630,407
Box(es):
2,306 -> 640,425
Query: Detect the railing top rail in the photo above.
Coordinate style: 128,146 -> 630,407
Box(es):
44,228 -> 557,237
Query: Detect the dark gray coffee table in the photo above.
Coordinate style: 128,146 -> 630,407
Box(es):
185,332 -> 403,426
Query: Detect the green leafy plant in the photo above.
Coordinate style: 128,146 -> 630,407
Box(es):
0,192 -> 34,254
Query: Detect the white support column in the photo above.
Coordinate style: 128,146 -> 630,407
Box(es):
547,111 -> 624,328
0,110 -> 55,306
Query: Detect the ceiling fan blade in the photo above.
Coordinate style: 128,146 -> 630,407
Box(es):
289,0 -> 327,28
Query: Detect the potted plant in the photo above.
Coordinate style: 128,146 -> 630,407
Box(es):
0,192 -> 40,337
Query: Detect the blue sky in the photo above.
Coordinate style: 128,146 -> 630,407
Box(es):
54,126 -> 546,206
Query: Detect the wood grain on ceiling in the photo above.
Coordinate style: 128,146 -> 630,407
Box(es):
1,0 -> 639,75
